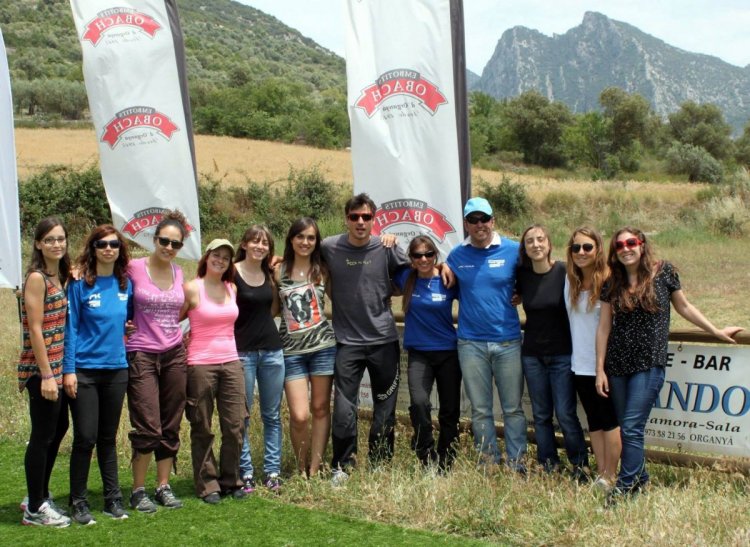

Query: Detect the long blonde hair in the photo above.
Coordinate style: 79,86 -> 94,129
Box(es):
565,226 -> 608,311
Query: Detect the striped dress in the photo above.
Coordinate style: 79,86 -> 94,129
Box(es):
18,271 -> 67,392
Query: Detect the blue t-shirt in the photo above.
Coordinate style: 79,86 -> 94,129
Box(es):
63,275 -> 133,373
394,269 -> 457,351
446,236 -> 521,342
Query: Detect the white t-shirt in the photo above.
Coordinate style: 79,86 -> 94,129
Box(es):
564,276 -> 600,376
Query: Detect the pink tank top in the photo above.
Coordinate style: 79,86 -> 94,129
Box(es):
186,279 -> 240,365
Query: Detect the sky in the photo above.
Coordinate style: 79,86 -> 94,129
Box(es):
237,0 -> 750,74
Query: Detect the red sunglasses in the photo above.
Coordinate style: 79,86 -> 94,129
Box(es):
614,237 -> 643,251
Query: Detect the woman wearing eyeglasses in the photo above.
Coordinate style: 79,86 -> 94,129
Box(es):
596,227 -> 742,503
63,225 -> 132,524
275,218 -> 336,478
234,225 -> 284,493
564,227 -> 620,490
393,236 -> 460,470
125,210 -> 189,513
516,225 -> 589,479
182,239 -> 246,503
19,217 -> 71,527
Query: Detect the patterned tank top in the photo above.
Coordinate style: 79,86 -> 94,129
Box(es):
18,271 -> 67,392
277,265 -> 335,355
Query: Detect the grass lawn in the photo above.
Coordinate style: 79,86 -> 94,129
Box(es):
0,440 -> 481,546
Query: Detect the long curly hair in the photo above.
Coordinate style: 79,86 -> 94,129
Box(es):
605,226 -> 660,313
565,226 -> 608,311
76,224 -> 130,290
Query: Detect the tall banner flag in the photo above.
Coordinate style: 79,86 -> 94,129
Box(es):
344,0 -> 471,254
0,28 -> 23,289
70,1 -> 202,259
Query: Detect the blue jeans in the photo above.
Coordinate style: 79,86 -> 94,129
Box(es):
522,354 -> 588,470
609,366 -> 665,492
238,350 -> 285,477
457,339 -> 526,466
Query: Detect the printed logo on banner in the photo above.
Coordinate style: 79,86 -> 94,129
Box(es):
101,106 -> 179,149
122,208 -> 195,238
372,199 -> 456,243
355,69 -> 448,118
82,7 -> 162,46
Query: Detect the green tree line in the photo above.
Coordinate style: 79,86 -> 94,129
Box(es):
470,87 -> 750,183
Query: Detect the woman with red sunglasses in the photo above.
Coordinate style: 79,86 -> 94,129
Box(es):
595,226 -> 742,504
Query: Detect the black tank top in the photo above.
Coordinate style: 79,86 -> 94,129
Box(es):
234,272 -> 283,352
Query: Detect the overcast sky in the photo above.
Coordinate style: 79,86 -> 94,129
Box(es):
237,0 -> 750,73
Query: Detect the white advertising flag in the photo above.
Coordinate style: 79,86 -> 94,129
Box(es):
70,1 -> 201,258
344,0 -> 470,255
0,28 -> 22,289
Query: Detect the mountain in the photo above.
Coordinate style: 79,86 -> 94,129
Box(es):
474,11 -> 750,133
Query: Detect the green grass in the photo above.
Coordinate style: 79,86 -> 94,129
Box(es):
0,440 -> 478,546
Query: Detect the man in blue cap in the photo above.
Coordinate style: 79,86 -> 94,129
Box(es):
446,197 -> 527,472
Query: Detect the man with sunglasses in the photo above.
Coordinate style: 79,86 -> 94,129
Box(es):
320,193 -> 410,483
446,197 -> 527,472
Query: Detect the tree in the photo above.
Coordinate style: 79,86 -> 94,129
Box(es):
504,91 -> 573,167
665,143 -> 723,184
734,122 -> 750,167
599,87 -> 653,151
668,101 -> 734,160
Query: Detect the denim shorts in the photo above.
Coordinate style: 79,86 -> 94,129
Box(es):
284,346 -> 336,381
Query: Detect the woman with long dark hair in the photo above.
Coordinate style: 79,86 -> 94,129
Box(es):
596,226 -> 742,503
183,239 -> 246,503
126,210 -> 190,512
19,217 -> 71,527
517,224 -> 588,478
564,226 -> 621,489
234,225 -> 284,493
393,236 -> 460,470
275,217 -> 336,478
63,225 -> 132,524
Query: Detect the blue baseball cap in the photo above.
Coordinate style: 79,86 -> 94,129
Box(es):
463,197 -> 493,217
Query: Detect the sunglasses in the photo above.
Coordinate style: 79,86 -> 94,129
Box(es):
156,236 -> 184,250
614,237 -> 643,251
570,243 -> 594,253
347,213 -> 373,222
465,214 -> 492,225
410,251 -> 436,259
93,239 -> 122,250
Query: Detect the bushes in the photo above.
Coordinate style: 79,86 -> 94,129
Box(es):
477,175 -> 530,228
19,165 -> 110,235
19,165 -> 343,244
665,143 -> 723,184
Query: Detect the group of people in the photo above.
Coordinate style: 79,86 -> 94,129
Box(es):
18,193 -> 742,527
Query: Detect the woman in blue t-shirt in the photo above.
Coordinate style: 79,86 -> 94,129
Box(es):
394,236 -> 460,470
63,225 -> 133,523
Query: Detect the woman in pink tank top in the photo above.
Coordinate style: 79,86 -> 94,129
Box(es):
182,239 -> 247,504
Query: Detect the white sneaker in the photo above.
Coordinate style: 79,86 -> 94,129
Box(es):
331,469 -> 349,487
594,476 -> 614,493
22,501 -> 71,528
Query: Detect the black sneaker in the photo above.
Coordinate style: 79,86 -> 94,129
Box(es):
222,488 -> 247,500
129,488 -> 157,513
104,498 -> 129,519
202,492 -> 221,505
154,485 -> 183,509
70,500 -> 96,526
263,474 -> 282,493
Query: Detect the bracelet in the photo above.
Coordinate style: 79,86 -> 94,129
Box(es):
40,373 -> 55,380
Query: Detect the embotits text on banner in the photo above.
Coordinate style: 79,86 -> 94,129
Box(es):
344,0 -> 470,255
0,28 -> 22,289
70,0 -> 201,259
